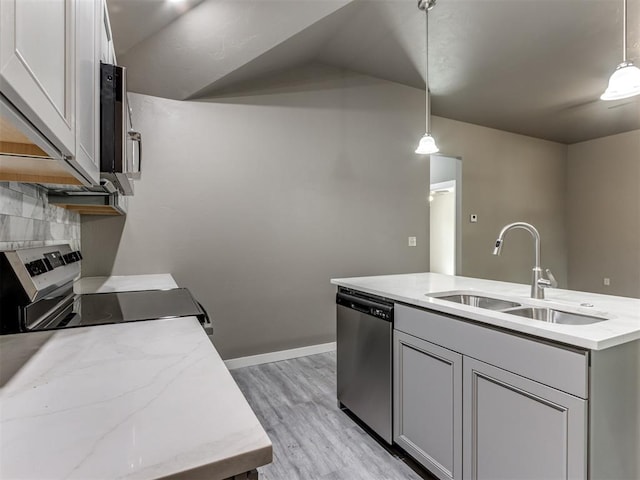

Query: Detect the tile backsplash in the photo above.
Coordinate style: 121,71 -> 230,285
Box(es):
0,182 -> 80,251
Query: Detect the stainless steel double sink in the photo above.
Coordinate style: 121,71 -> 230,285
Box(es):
431,292 -> 607,325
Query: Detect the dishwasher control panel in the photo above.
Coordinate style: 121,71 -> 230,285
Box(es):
336,288 -> 393,321
371,308 -> 391,320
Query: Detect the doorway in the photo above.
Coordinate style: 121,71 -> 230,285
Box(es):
430,155 -> 462,275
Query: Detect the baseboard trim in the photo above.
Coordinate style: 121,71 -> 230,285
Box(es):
225,342 -> 336,370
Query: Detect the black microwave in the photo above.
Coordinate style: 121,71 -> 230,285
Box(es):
100,63 -> 141,195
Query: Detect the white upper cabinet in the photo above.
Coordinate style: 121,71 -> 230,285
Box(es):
99,1 -> 116,64
0,0 -> 76,158
72,0 -> 100,184
0,0 -> 107,185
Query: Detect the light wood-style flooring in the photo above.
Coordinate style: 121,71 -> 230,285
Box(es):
231,352 -> 435,480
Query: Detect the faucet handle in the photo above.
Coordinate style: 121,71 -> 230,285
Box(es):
537,269 -> 558,289
545,269 -> 558,288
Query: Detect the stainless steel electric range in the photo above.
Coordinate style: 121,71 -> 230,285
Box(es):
0,244 -> 211,335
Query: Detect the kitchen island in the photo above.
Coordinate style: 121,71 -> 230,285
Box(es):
331,272 -> 640,480
0,275 -> 272,480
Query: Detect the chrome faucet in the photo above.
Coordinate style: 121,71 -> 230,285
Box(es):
493,222 -> 557,299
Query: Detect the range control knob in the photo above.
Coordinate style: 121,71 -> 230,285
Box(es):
25,259 -> 49,277
62,251 -> 83,264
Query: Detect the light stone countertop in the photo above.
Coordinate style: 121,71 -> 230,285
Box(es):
331,272 -> 640,350
2,274 -> 271,479
74,274 -> 179,294
0,318 -> 272,480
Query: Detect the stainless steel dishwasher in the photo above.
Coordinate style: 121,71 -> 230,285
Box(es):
336,287 -> 394,444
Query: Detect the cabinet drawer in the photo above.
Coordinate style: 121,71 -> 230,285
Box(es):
395,304 -> 588,398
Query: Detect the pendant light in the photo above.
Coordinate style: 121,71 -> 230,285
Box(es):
415,0 -> 439,154
601,0 -> 640,101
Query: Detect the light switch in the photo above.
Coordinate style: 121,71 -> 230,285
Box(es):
408,236 -> 417,247
470,214 -> 478,223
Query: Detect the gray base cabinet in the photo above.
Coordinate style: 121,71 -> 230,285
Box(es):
394,330 -> 462,480
393,304 -> 596,480
392,303 -> 640,480
463,357 -> 587,480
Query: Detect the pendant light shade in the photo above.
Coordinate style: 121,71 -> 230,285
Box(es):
415,0 -> 439,155
415,133 -> 439,154
601,0 -> 640,101
601,61 -> 640,100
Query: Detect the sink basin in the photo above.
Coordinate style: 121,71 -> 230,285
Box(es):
506,307 -> 606,325
434,294 -> 521,311
429,291 -> 608,326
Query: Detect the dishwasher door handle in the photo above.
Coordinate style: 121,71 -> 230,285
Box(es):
349,302 -> 371,315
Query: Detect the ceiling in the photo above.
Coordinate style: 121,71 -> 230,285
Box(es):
106,0 -> 206,55
107,0 -> 640,144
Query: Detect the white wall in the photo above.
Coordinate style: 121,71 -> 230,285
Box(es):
430,154 -> 462,274
430,191 -> 456,275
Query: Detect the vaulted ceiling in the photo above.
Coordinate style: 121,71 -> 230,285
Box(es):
107,0 -> 640,144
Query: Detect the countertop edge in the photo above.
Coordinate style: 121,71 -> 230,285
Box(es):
161,444 -> 273,480
331,275 -> 640,351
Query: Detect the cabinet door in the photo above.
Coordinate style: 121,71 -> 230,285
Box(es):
72,0 -> 100,184
99,1 -> 115,64
394,330 -> 462,480
0,0 -> 75,157
463,357 -> 587,480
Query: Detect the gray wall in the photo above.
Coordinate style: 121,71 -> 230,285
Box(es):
81,69 -> 570,358
567,130 -> 640,298
82,69 -> 431,359
0,182 -> 80,251
432,116 -> 569,287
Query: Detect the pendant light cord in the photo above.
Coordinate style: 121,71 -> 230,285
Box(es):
425,8 -> 431,132
622,0 -> 627,62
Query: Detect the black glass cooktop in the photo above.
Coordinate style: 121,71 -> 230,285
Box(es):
32,288 -> 205,331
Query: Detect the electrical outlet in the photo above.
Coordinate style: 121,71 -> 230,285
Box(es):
408,236 -> 417,247
470,214 -> 478,223
603,277 -> 610,286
